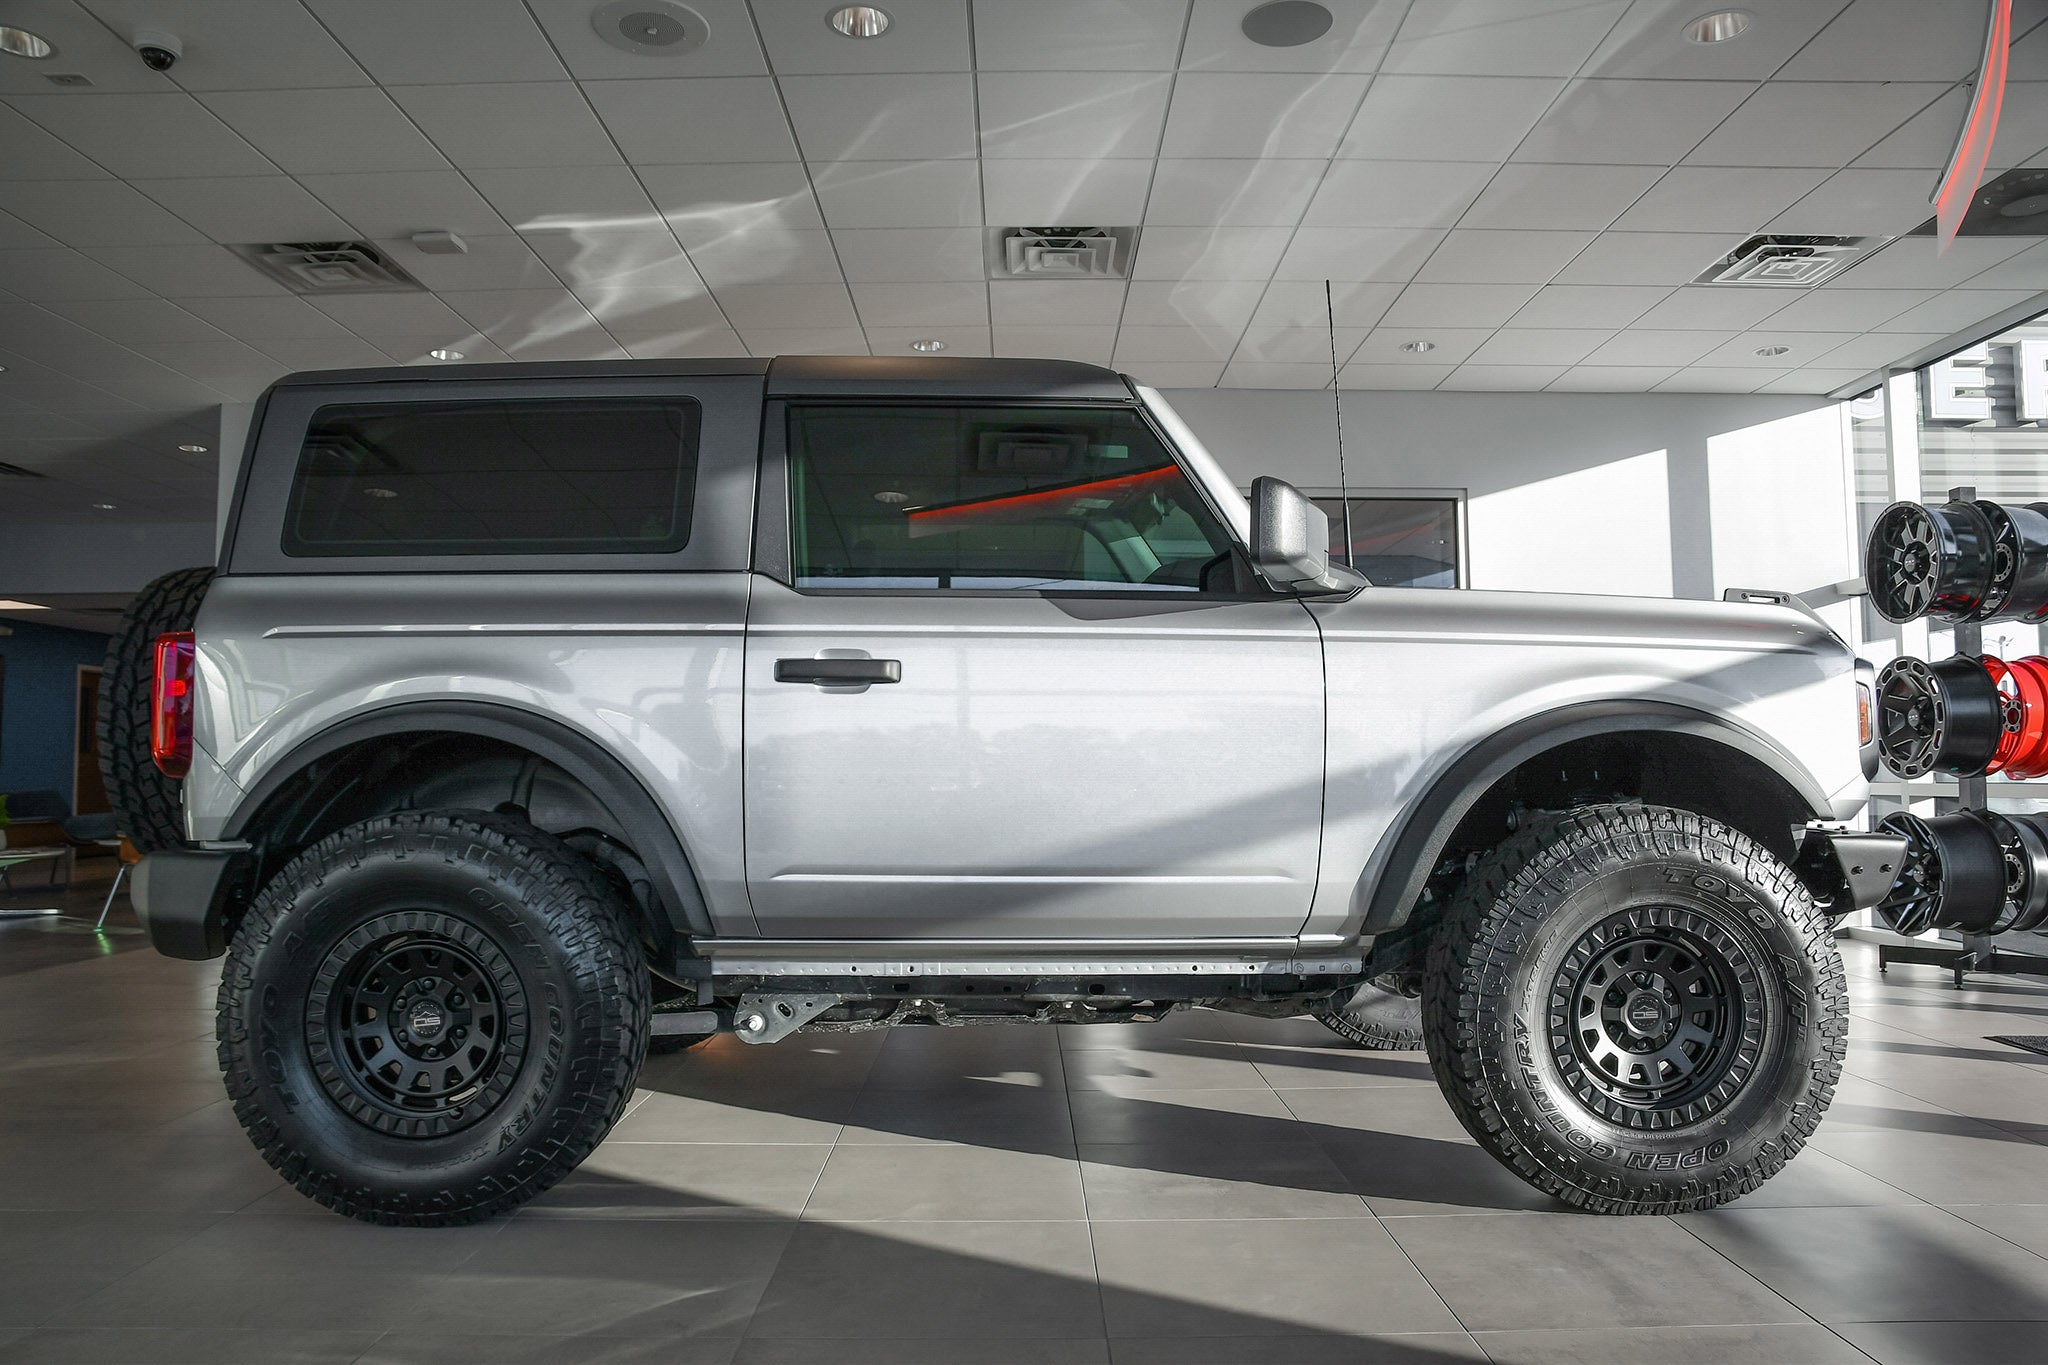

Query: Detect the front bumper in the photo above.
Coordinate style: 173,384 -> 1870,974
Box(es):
132,847 -> 251,960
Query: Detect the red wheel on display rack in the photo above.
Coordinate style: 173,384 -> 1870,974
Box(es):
1996,656 -> 2048,779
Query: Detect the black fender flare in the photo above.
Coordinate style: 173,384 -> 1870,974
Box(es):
1357,700 -> 1834,936
223,700 -> 714,938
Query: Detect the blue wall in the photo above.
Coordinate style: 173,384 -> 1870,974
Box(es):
0,618 -> 106,809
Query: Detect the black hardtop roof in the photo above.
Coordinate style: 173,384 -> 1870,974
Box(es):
270,355 -> 1135,402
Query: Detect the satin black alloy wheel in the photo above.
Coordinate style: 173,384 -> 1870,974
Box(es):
1424,804 -> 1846,1215
218,810 -> 650,1225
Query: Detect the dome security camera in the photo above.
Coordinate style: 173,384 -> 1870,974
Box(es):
131,28 -> 181,71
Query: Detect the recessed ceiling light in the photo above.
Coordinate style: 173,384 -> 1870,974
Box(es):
873,490 -> 911,505
1754,344 -> 1790,357
1683,10 -> 1752,43
828,5 -> 890,38
178,443 -> 208,453
909,338 -> 946,353
0,26 -> 55,59
1241,1 -> 1335,48
363,487 -> 399,499
91,503 -> 115,511
428,348 -> 464,361
1399,340 -> 1436,353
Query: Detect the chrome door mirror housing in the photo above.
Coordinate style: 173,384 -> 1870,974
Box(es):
1250,477 -> 1363,595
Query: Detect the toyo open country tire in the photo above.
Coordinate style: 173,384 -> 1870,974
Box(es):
1311,974 -> 1424,1050
1423,803 -> 1845,1215
218,810 -> 649,1225
98,565 -> 214,851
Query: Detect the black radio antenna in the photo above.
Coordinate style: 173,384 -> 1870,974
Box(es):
1326,279 -> 1355,569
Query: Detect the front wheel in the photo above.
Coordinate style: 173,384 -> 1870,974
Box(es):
217,811 -> 650,1224
1423,804 -> 1846,1215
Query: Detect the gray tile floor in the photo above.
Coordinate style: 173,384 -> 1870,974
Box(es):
9,865 -> 2048,1363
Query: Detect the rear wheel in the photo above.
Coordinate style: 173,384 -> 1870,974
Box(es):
98,565 -> 213,850
1423,804 -> 1845,1214
217,810 -> 649,1224
1311,974 -> 1423,1050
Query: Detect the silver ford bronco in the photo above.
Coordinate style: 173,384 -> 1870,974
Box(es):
108,356 -> 1896,1224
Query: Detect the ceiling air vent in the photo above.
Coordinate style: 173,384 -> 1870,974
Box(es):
1695,235 -> 1879,288
229,241 -> 424,295
986,227 -> 1138,280
0,461 -> 47,479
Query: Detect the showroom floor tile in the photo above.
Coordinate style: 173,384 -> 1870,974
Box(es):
12,869 -> 2048,1363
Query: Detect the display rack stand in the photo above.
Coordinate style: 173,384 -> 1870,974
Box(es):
1878,485 -> 2048,987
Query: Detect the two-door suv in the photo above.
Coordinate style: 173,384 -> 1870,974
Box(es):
109,356 -> 1896,1224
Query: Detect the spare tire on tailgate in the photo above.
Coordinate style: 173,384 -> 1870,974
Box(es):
99,565 -> 215,851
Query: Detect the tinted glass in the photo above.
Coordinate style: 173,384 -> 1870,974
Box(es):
788,405 -> 1238,592
284,398 -> 699,557
1313,496 -> 1459,588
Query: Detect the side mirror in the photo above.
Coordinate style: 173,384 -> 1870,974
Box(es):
1251,477 -> 1350,592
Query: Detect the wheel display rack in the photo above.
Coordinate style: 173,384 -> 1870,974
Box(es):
1876,486 -> 2048,987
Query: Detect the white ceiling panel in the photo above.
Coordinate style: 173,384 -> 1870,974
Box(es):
832,227 -> 985,281
1249,280 -> 1402,328
1686,82 -> 1949,169
1118,359 -> 1226,384
978,71 -> 1173,160
1416,229 -> 1596,283
303,170 -> 511,239
1231,326 -> 1366,363
1148,158 -> 1326,226
1302,159 -> 1494,229
1754,367 -> 1877,394
754,0 -> 970,73
1123,279 -> 1266,328
981,160 -> 1149,225
640,163 -> 824,243
581,289 -> 725,334
0,210 -> 59,251
304,0 -> 568,83
1439,363 -> 1571,389
199,88 -> 448,175
1278,226 -> 1444,281
714,283 -> 860,330
988,281 -> 1128,327
1833,236 -> 2034,289
1545,364 -> 1678,391
174,295 -> 366,340
849,281 -> 989,328
84,244 -> 285,298
1513,80 -> 1754,166
442,288 -> 603,345
1763,287 -> 1938,333
1466,327 -> 1611,365
1632,286 -> 1806,331
1507,283 -> 1670,328
7,92 -> 274,179
1874,290 -> 2044,334
1356,326 -> 1495,364
1581,329 -> 1730,365
616,326 -> 746,359
0,251 -> 150,304
583,78 -> 798,164
1220,361 -> 1334,388
866,325 -> 992,356
972,0 -> 1188,72
523,0 -> 765,79
470,167 -> 657,236
1552,231 -> 1736,285
134,175 -> 355,243
0,103 -> 108,180
1695,330 -> 1861,367
1140,225 -> 1298,279
737,325 -> 866,355
783,74 -> 978,162
992,324 -> 1119,364
1653,369 -> 1768,392
259,337 -> 395,370
1337,74 -> 1561,163
812,160 -> 983,227
1956,242 -> 2048,291
1382,282 -> 1543,328
1582,0 -> 1848,81
80,0 -> 370,90
1383,0 -> 1630,77
1160,72 -> 1370,159
686,227 -> 845,286
1338,361 -> 1456,388
1777,0 -> 1988,81
1461,163 -> 1662,231
387,83 -> 622,171
1611,166 -> 1830,233
370,234 -> 563,292
0,180 -> 209,247
1770,168 -> 1943,236
1180,0 -> 1402,73
524,228 -> 702,290
0,0 -> 179,95
1813,331 -> 1954,368
308,291 -> 472,340
48,297 -> 228,345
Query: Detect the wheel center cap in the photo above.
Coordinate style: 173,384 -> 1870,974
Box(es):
407,1001 -> 447,1038
1622,990 -> 1671,1038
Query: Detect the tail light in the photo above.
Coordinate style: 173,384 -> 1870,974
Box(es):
151,631 -> 196,779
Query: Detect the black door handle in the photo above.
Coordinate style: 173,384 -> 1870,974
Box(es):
775,657 -> 902,685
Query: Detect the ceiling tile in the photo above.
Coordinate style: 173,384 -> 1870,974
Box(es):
1582,0 -> 1846,80
850,281 -> 989,328
1685,82 -> 1949,168
754,0 -> 970,72
813,160 -> 983,228
1695,330 -> 1861,367
134,175 -> 355,243
8,93 -> 273,179
175,295 -> 364,339
85,244 -> 285,297
1438,364 -> 1570,389
736,326 -> 870,356
1632,285 -> 1803,331
972,0 -> 1188,71
1140,225 -> 1298,278
0,180 -> 207,247
831,226 -> 983,281
199,88 -> 447,174
1338,74 -> 1563,162
1356,327 -> 1496,364
619,326 -> 747,359
1161,73 -> 1370,159
0,249 -> 152,301
1249,280 -> 1403,328
978,72 -> 1172,160
1302,160 -> 1494,229
523,0 -> 766,79
1754,367 -> 1875,395
1513,79 -> 1754,166
306,0 -> 568,82
715,283 -> 859,329
0,104 -> 112,180
1551,231 -> 1735,285
1147,159 -> 1326,226
1415,229 -> 1595,283
1220,362 -> 1334,388
370,234 -> 563,291
992,324 -> 1119,364
1778,0 -> 1987,80
1545,365 -> 1679,391
1611,166 -> 1830,232
258,337 -> 394,370
866,326 -> 993,357
1118,360 -> 1225,386
1467,328 -> 1611,365
1761,287 -> 1936,332
1769,168 -> 1942,235
1812,331 -> 1952,369
687,228 -> 845,286
1508,283 -> 1669,328
524,228 -> 703,289
1277,227 -> 1444,281
1461,163 -> 1662,231
48,297 -> 228,345
471,167 -> 658,235
0,1 -> 179,94
988,281 -> 1128,326
1231,325 -> 1365,363
1873,289 -> 2042,335
583,78 -> 798,164
1382,282 -> 1543,328
1831,236 -> 2032,288
1123,279 -> 1267,328
1383,0 -> 1630,76
80,0 -> 369,89
441,288 -> 602,346
640,163 -> 824,245
1581,329 -> 1730,365
581,289 -> 726,335
1955,241 -> 2048,290
309,292 -> 473,341
1338,361 -> 1454,388
1180,0 -> 1403,73
1653,369 -> 1767,392
782,74 -> 977,162
981,160 -> 1149,224
302,170 -> 512,239
499,330 -> 630,362
386,83 -> 622,171
0,208 -> 59,251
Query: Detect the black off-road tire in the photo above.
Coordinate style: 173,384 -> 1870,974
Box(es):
1311,974 -> 1424,1050
98,564 -> 214,851
217,810 -> 650,1225
1423,803 -> 1846,1215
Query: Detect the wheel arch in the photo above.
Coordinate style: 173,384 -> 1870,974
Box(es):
1359,700 -> 1834,938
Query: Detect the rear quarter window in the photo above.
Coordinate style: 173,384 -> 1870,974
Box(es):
282,397 -> 701,557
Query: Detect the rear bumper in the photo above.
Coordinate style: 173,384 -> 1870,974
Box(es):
132,848 -> 250,960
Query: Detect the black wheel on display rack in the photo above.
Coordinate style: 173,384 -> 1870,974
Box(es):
1874,656 -> 2005,779
1864,500 -> 1997,623
1875,811 -> 2009,935
1999,813 -> 2048,933
1972,501 -> 2048,622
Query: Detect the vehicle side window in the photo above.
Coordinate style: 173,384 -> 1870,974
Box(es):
786,404 -> 1238,593
283,397 -> 700,557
